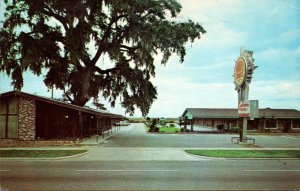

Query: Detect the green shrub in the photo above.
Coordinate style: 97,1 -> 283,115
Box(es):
166,120 -> 176,123
230,126 -> 240,133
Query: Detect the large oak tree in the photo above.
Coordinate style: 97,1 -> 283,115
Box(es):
0,0 -> 206,116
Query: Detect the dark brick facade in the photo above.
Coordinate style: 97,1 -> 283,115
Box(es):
18,97 -> 36,140
0,91 -> 123,141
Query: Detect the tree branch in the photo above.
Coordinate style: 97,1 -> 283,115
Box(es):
120,45 -> 139,53
63,88 -> 74,103
65,94 -> 73,103
94,65 -> 117,75
91,14 -> 128,66
42,5 -> 69,31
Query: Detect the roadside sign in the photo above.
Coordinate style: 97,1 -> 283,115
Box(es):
234,57 -> 247,87
238,100 -> 259,118
239,101 -> 250,117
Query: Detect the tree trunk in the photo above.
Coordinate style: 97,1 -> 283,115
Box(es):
73,68 -> 92,106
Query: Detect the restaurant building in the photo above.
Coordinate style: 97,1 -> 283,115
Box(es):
0,91 -> 124,141
182,108 -> 300,133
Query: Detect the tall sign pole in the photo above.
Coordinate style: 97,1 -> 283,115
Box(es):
234,48 -> 257,142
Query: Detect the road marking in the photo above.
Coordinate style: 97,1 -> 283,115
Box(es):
76,169 -> 179,172
245,170 -> 300,172
0,170 -> 11,172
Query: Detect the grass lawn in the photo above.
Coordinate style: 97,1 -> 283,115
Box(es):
185,150 -> 300,158
0,150 -> 88,158
146,125 -> 180,133
158,127 -> 180,133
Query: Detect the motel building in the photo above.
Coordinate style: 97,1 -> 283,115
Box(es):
0,91 -> 124,143
182,108 -> 300,133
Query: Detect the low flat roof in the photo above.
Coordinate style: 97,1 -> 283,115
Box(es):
0,91 -> 124,119
183,108 -> 300,119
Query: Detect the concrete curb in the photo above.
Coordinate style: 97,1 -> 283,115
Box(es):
185,152 -> 300,161
183,147 -> 300,150
0,149 -> 90,161
184,149 -> 300,160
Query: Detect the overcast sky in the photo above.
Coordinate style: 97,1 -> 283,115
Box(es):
1,0 -> 300,118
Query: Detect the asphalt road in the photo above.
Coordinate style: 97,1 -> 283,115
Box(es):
1,160 -> 300,190
1,123 -> 300,190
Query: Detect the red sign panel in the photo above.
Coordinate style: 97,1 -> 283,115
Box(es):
238,101 -> 250,117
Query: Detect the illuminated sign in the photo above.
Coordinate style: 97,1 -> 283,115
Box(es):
234,57 -> 246,87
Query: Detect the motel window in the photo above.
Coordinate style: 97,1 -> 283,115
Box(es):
8,116 -> 18,138
0,115 -> 5,138
8,98 -> 18,114
292,120 -> 300,129
0,97 -> 18,139
247,120 -> 258,130
0,101 -> 5,114
265,119 -> 277,129
0,100 -> 6,138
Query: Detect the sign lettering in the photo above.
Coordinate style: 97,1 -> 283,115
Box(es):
238,100 -> 259,118
238,100 -> 250,117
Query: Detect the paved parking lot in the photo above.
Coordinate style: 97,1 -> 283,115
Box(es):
104,123 -> 300,148
104,123 -> 238,148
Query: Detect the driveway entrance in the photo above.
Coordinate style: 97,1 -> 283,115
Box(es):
103,123 -> 240,148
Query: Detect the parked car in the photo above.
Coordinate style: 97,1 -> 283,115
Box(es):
116,121 -> 130,126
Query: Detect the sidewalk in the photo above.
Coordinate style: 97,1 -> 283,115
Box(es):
0,134 -> 111,150
68,147 -> 211,161
78,134 -> 110,146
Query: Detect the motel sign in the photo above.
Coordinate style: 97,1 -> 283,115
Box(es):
234,48 -> 258,141
238,100 -> 259,119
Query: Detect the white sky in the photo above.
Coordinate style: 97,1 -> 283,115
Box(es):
1,0 -> 300,118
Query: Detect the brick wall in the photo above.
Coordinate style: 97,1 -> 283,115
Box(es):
18,97 -> 36,140
0,139 -> 77,147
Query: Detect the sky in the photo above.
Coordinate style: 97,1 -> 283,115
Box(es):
0,0 -> 300,118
